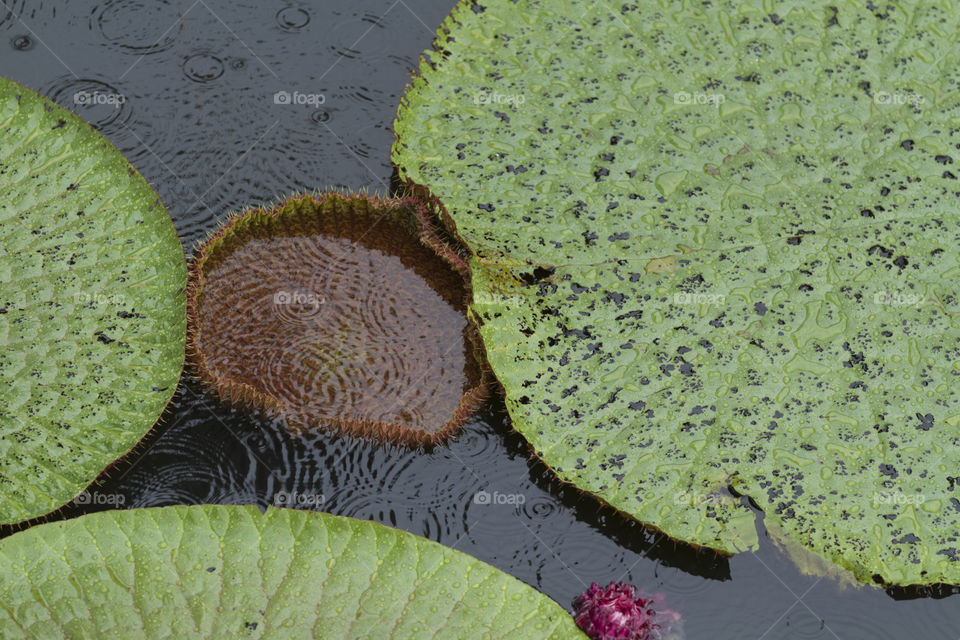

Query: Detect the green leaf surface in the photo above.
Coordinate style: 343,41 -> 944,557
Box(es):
0,77 -> 186,525
393,0 -> 960,585
0,505 -> 584,639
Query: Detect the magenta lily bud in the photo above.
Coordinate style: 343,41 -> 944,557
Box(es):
573,581 -> 679,640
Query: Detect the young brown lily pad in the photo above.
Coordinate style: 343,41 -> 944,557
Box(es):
187,192 -> 489,447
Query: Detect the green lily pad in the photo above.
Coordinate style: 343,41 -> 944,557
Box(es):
0,505 -> 584,639
393,0 -> 960,585
0,77 -> 186,525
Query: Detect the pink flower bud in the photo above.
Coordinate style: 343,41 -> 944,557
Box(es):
573,581 -> 679,640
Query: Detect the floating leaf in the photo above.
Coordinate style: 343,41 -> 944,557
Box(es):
393,1 -> 960,585
188,192 -> 490,447
0,505 -> 585,639
0,77 -> 186,525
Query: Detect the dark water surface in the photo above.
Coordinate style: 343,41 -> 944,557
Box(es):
2,2 -> 958,638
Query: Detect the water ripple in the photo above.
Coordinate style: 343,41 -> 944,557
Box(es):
45,76 -> 133,134
91,0 -> 183,55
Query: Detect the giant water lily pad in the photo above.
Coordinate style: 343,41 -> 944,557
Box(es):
0,77 -> 186,525
393,0 -> 960,585
0,505 -> 584,639
188,192 -> 489,447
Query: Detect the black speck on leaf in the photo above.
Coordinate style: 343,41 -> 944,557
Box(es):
916,413 -> 934,431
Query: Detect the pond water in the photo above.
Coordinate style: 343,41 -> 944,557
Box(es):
1,1 -> 957,638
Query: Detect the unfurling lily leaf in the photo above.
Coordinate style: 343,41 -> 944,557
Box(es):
187,192 -> 490,446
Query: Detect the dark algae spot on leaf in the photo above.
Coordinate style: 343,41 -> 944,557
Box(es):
394,0 -> 960,586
